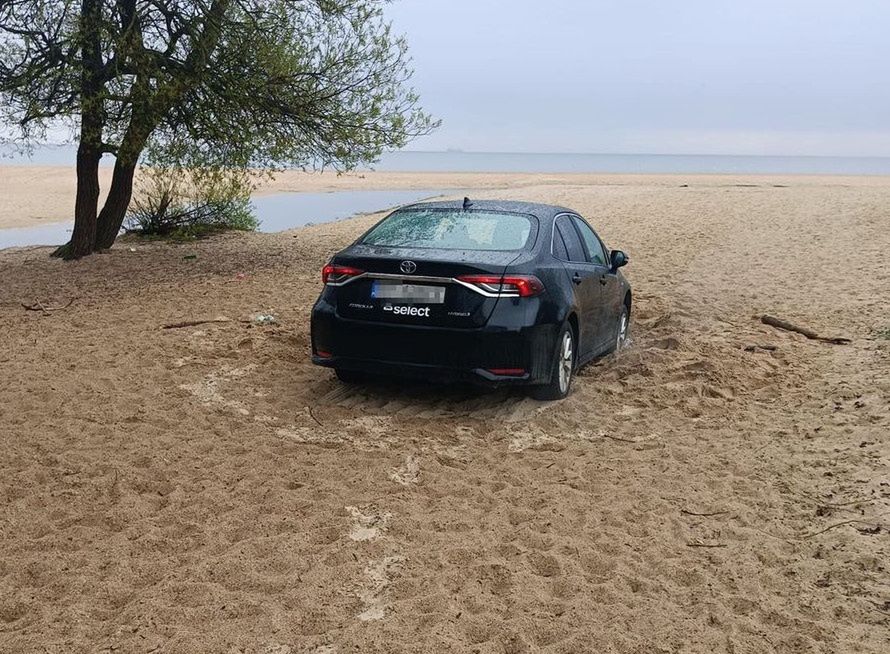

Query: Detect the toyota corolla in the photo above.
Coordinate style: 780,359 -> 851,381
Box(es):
310,199 -> 631,399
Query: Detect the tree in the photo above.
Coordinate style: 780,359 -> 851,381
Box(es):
0,0 -> 436,258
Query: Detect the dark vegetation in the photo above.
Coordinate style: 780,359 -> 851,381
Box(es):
125,163 -> 257,239
0,0 -> 436,258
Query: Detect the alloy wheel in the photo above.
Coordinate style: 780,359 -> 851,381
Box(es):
558,330 -> 573,394
617,310 -> 629,350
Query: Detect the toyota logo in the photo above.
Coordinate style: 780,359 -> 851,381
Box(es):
399,260 -> 417,274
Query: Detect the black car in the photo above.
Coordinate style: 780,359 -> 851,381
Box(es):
311,199 -> 631,400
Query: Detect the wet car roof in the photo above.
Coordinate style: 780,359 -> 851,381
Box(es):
395,199 -> 574,221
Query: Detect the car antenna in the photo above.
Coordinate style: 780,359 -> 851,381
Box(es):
462,196 -> 473,210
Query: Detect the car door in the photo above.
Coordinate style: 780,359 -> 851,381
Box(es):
571,215 -> 618,351
553,214 -> 604,358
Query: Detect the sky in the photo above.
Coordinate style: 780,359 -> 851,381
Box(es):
384,0 -> 890,156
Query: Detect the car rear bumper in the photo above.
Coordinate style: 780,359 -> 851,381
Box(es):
311,299 -> 558,386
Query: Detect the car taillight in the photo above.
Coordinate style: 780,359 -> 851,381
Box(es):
456,274 -> 544,298
322,264 -> 364,285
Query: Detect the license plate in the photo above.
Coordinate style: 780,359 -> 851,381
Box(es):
371,281 -> 445,304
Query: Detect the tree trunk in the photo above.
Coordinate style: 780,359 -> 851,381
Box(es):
63,142 -> 102,258
52,0 -> 105,259
93,122 -> 149,249
94,159 -> 137,249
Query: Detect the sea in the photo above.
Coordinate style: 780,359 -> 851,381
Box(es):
3,144 -> 890,175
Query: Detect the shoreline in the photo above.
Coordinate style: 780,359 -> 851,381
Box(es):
3,166 -> 890,231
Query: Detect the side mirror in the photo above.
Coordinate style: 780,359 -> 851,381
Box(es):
610,249 -> 629,272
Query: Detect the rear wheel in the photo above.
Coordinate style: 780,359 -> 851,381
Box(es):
530,324 -> 575,401
335,368 -> 367,384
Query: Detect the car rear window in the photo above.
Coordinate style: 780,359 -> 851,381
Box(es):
361,209 -> 535,251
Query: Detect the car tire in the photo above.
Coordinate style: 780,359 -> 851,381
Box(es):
530,323 -> 575,401
335,368 -> 367,384
605,306 -> 630,355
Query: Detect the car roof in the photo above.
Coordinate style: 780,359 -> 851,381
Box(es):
394,199 -> 575,222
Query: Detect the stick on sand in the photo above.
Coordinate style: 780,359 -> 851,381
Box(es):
161,317 -> 233,329
761,314 -> 851,345
21,298 -> 75,313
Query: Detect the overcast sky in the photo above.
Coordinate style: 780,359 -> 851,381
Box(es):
385,0 -> 890,156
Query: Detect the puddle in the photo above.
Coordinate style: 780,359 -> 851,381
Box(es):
0,222 -> 75,249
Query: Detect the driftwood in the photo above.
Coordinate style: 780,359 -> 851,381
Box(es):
743,344 -> 778,352
601,434 -> 638,444
161,317 -> 233,329
307,405 -> 324,427
160,316 -> 271,329
761,314 -> 851,345
799,512 -> 890,539
21,298 -> 75,313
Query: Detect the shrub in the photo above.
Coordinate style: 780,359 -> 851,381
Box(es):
126,165 -> 259,238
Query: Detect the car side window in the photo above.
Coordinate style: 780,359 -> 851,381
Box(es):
551,224 -> 569,259
572,216 -> 608,266
555,215 -> 587,263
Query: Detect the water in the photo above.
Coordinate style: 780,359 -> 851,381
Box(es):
252,189 -> 448,232
0,188 -> 449,249
5,143 -> 890,175
372,151 -> 890,175
0,222 -> 75,250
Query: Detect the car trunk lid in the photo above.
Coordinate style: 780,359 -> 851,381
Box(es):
330,245 -> 520,328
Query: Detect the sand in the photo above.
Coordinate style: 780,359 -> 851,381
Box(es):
1,173 -> 889,653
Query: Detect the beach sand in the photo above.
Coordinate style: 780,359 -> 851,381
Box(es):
1,173 -> 888,652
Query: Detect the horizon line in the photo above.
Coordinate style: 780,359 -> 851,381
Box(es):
6,142 -> 890,160
393,149 -> 890,160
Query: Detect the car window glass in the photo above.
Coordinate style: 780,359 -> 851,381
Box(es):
556,216 -> 586,263
363,209 -> 534,251
572,216 -> 607,265
551,225 -> 569,259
